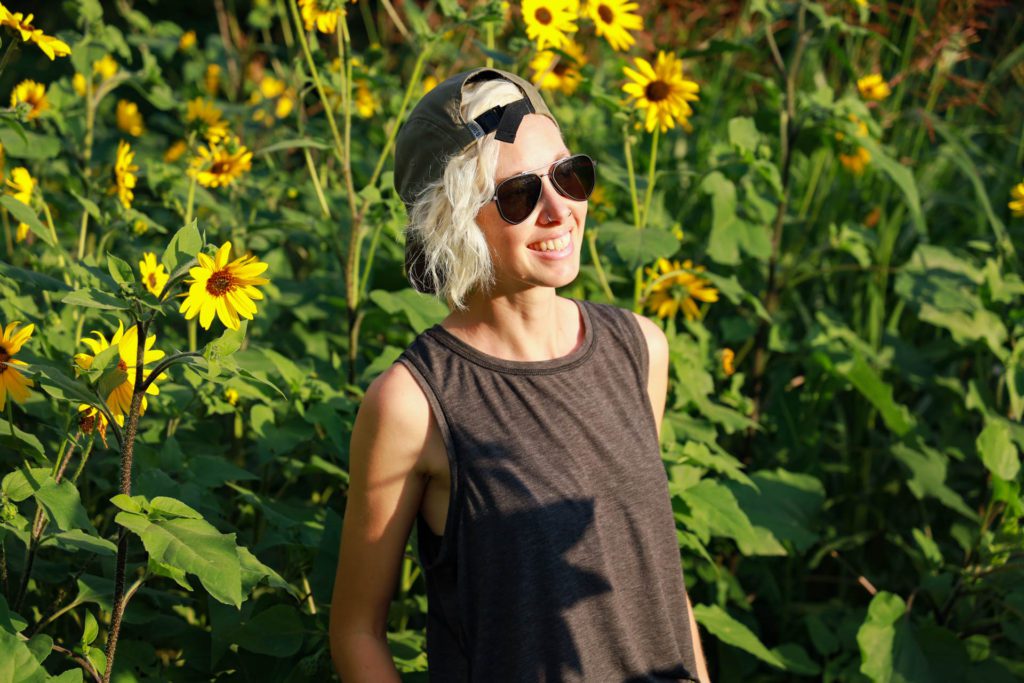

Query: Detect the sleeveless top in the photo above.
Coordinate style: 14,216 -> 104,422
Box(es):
395,298 -> 700,682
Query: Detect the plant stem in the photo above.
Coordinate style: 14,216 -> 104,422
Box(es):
303,147 -> 332,218
585,229 -> 615,302
623,125 -> 641,229
640,126 -> 660,229
102,321 -> 148,683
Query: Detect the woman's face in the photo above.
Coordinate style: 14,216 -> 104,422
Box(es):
475,113 -> 588,296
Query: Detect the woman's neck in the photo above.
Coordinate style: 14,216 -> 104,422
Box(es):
440,292 -> 584,363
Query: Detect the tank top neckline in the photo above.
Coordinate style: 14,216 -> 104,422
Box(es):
424,297 -> 596,375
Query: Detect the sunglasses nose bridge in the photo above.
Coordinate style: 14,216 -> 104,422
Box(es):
536,172 -> 573,220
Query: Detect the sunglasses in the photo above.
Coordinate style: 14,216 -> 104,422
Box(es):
489,154 -> 597,224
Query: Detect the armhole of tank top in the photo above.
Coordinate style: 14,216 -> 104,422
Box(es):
619,308 -> 662,443
393,356 -> 459,571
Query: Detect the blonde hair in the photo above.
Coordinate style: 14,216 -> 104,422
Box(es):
404,78 -> 554,311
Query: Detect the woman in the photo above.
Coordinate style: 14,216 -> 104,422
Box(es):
329,67 -> 710,682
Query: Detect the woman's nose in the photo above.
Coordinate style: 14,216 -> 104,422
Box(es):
537,174 -> 571,223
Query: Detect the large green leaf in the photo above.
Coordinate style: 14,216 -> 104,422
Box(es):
596,221 -> 679,271
61,288 -> 129,311
858,136 -> 925,236
857,591 -> 905,682
16,469 -> 94,533
115,510 -> 243,607
977,419 -> 1020,481
368,288 -> 450,333
681,479 -> 786,556
891,443 -> 977,520
0,196 -> 52,247
693,604 -> 820,673
0,127 -> 60,160
701,172 -> 741,266
837,353 -> 916,437
160,219 -> 203,275
726,469 -> 825,552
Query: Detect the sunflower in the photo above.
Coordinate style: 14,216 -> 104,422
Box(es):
204,64 -> 221,96
529,41 -> 587,95
857,73 -> 890,101
299,0 -> 347,33
178,241 -> 271,331
178,30 -> 197,51
422,74 -> 439,94
224,387 -> 239,406
0,11 -> 71,60
93,55 -> 118,79
522,0 -> 579,50
721,348 -> 735,377
10,80 -> 48,120
249,76 -> 295,123
354,79 -> 380,118
1009,181 -> 1024,218
113,140 -> 138,210
139,252 -> 169,297
838,146 -> 871,174
0,321 -> 34,410
116,100 -> 144,137
622,52 -> 700,134
643,257 -> 719,321
77,404 -> 109,446
584,0 -> 642,52
6,167 -> 35,243
185,97 -> 230,143
188,136 -> 253,189
164,139 -> 188,163
73,321 -> 166,426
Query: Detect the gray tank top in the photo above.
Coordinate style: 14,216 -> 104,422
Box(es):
395,298 -> 699,682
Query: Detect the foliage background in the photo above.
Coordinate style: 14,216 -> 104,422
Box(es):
0,0 -> 1022,681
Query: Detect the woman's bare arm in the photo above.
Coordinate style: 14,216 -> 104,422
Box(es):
634,312 -> 712,682
329,363 -> 435,682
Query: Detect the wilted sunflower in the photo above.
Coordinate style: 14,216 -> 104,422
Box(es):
529,42 -> 587,95
10,80 -> 48,120
584,0 -> 642,52
6,166 -> 35,243
139,252 -> 169,297
185,97 -> 230,143
857,73 -> 890,101
116,100 -> 144,136
522,0 -> 579,50
0,320 -> 34,410
188,136 -> 253,189
0,9 -> 71,60
622,52 -> 700,134
74,321 -> 166,425
1009,181 -> 1024,217
112,140 -> 138,210
299,0 -> 347,33
179,241 -> 270,331
77,404 -> 109,446
643,257 -> 719,321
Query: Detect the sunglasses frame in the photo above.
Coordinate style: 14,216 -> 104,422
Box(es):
488,154 -> 598,224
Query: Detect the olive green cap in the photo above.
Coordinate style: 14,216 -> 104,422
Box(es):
394,67 -> 558,294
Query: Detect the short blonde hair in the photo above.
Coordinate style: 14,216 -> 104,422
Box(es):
404,78 -> 554,311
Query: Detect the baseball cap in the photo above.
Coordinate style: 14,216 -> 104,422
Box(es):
394,67 -> 559,294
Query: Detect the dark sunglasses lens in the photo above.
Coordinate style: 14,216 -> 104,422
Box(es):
496,175 -> 541,223
552,156 -> 595,200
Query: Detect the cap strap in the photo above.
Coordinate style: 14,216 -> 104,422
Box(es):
468,97 -> 536,143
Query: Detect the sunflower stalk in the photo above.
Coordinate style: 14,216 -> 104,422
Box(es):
140,351 -> 202,394
102,319 -> 149,683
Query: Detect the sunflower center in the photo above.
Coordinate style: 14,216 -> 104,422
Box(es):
535,7 -> 552,24
553,61 -> 569,76
0,349 -> 8,374
79,411 -> 96,434
597,4 -> 613,22
206,269 -> 237,296
645,80 -> 670,102
211,160 -> 232,175
117,359 -> 128,372
147,273 -> 157,287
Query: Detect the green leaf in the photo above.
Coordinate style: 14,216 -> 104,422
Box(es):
683,479 -> 786,555
231,604 -> 304,657
596,221 -> 679,271
693,603 -> 785,669
859,136 -> 925,236
701,172 -> 740,265
205,320 -> 247,362
147,496 -> 202,520
31,363 -> 97,406
0,419 -> 46,464
0,594 -> 28,635
835,353 -> 915,436
47,530 -> 117,556
367,288 -> 450,333
977,419 -> 1020,481
237,546 -> 299,599
0,628 -> 49,683
147,557 -> 193,591
0,196 -> 52,247
115,510 -> 243,607
61,288 -> 129,311
255,138 -> 332,155
110,494 -> 145,513
891,443 -> 977,520
728,116 -> 760,152
0,127 -> 60,160
106,252 -> 135,287
81,611 -> 98,646
857,591 -> 905,682
725,469 -> 826,552
69,190 -> 101,221
27,471 -> 95,533
161,219 -> 203,274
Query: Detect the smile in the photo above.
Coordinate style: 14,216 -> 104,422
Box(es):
527,232 -> 571,252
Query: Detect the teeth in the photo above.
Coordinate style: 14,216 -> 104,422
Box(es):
529,233 -> 571,252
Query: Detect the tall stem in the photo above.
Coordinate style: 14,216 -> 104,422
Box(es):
102,321 -> 148,683
640,126 -> 660,229
623,125 -> 641,229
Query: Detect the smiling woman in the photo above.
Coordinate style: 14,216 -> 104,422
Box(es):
329,67 -> 711,682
